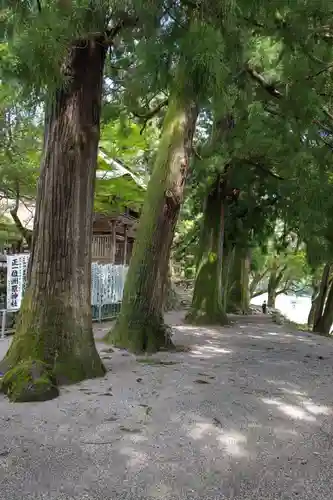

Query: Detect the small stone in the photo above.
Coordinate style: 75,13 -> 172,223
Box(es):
105,415 -> 118,422
212,417 -> 223,428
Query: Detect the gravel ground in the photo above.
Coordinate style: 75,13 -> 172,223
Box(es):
1,311 -> 333,499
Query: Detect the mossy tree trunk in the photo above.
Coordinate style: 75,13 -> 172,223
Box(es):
267,278 -> 277,308
187,175 -> 228,325
266,258 -> 289,308
313,263 -> 331,332
1,40 -> 107,400
222,246 -> 235,311
106,84 -> 198,352
227,246 -> 250,314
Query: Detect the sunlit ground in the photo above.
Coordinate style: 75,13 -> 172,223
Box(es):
251,293 -> 311,324
1,312 -> 333,499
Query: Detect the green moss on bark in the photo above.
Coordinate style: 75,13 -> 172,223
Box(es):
186,177 -> 228,326
227,247 -> 250,314
1,290 -> 105,401
0,41 -> 107,402
1,360 -> 59,402
104,77 -> 198,353
107,312 -> 174,354
186,254 -> 228,325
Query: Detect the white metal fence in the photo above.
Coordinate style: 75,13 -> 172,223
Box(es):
1,254 -> 128,338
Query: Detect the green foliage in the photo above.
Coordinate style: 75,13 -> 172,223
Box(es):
100,117 -> 158,175
0,83 -> 41,200
0,216 -> 20,247
250,238 -> 312,298
3,0 -> 333,320
95,118 -> 154,213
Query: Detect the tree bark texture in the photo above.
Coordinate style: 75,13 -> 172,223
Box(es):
267,268 -> 279,308
1,40 -> 107,401
307,278 -> 320,329
227,246 -> 250,313
313,263 -> 331,332
187,176 -> 228,325
107,86 -> 198,352
313,279 -> 333,335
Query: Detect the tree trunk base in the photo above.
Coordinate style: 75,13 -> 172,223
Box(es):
312,323 -> 331,336
185,308 -> 228,326
0,297 -> 106,402
227,303 -> 250,315
105,314 -> 175,354
0,360 -> 59,402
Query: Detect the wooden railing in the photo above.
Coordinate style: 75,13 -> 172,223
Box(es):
92,235 -> 114,261
92,234 -> 133,264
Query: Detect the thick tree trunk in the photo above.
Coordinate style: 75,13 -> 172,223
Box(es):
186,176 -> 228,325
307,278 -> 320,329
1,40 -> 107,401
227,247 -> 250,314
106,86 -> 198,353
222,246 -> 235,311
313,280 -> 333,335
307,299 -> 317,329
313,263 -> 331,332
267,272 -> 278,308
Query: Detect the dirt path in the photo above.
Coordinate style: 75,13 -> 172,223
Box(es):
1,312 -> 333,499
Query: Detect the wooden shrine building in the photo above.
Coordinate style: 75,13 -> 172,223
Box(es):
92,208 -> 139,265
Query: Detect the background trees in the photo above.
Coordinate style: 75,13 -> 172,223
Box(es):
2,0 -> 333,399
0,0 -> 161,400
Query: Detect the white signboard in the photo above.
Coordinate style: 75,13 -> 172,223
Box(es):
6,255 -> 128,311
6,254 -> 29,311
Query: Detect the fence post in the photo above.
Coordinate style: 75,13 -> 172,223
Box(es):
1,310 -> 6,340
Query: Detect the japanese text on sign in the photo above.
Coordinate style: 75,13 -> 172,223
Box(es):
6,254 -> 29,311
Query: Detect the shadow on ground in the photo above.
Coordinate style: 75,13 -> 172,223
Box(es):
1,312 -> 333,499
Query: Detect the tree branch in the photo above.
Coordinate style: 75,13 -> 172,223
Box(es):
131,98 -> 169,134
313,119 -> 333,135
277,283 -> 308,296
275,264 -> 288,284
132,98 -> 169,120
246,65 -> 283,99
95,11 -> 138,46
250,268 -> 269,295
242,158 -> 284,180
251,288 -> 268,298
192,146 -> 203,160
10,182 -> 32,248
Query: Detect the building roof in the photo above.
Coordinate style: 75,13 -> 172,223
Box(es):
97,151 -> 147,189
